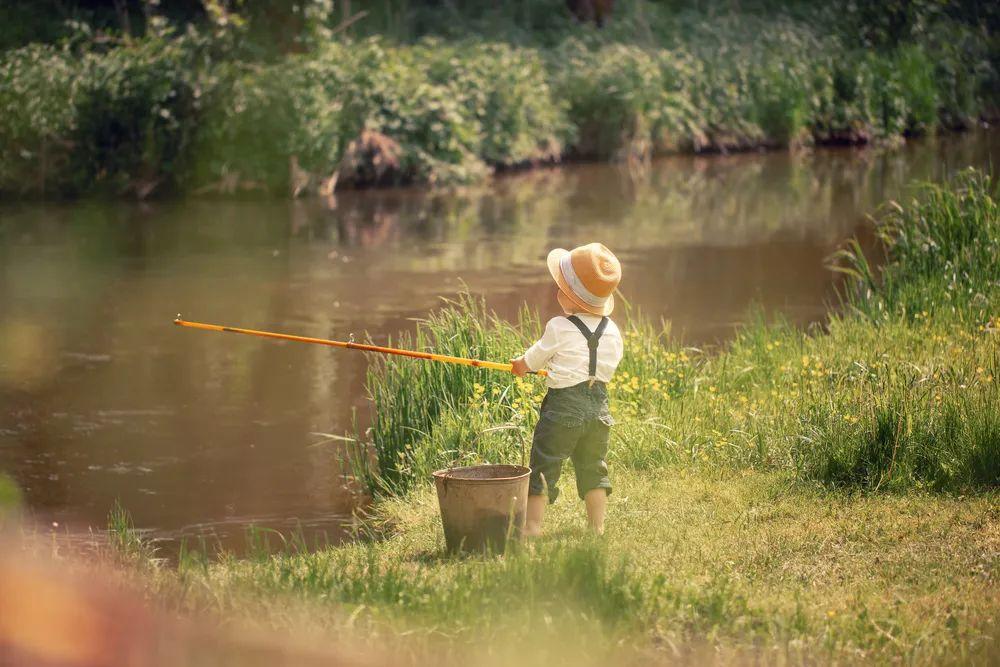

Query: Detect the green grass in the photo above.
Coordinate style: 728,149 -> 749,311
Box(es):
107,498 -> 157,567
156,469 -> 999,664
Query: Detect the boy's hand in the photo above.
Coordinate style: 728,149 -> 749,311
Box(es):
510,357 -> 529,377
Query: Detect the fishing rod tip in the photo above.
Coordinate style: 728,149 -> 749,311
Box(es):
174,313 -> 182,324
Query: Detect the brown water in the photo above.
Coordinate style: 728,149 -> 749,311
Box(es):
1,129 -> 997,553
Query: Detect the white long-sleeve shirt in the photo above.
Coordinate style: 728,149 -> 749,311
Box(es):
523,314 -> 624,389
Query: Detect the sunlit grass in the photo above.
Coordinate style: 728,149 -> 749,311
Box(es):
163,468 -> 999,665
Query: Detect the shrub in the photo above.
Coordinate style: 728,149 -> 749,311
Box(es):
895,44 -> 939,135
1,6 -> 997,196
421,40 -> 571,166
554,40 -> 674,159
68,36 -> 204,195
0,44 -> 77,195
187,54 -> 345,192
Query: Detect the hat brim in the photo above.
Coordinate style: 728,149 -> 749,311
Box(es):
546,248 -> 615,316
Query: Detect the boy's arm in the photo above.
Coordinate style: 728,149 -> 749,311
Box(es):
512,320 -> 559,376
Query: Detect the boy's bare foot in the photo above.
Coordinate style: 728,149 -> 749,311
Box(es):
524,495 -> 546,539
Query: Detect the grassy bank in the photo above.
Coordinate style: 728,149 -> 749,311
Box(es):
102,171 -> 1000,664
152,469 -> 997,665
1,2 -> 997,197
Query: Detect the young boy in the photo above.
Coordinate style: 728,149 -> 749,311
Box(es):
511,243 -> 623,536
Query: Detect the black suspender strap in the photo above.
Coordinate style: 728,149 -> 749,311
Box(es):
566,315 -> 609,384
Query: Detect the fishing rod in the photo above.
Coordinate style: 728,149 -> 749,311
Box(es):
173,317 -> 546,376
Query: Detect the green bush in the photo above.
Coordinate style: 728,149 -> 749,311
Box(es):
0,33 -> 209,196
68,36 -> 204,195
1,5 -> 997,196
421,40 -> 570,166
926,19 -> 994,129
895,44 -> 939,134
0,44 -> 77,194
187,54 -> 345,192
555,40 -> 671,158
335,39 -> 486,185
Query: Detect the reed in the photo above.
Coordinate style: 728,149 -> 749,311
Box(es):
107,499 -> 156,566
359,294 -> 542,494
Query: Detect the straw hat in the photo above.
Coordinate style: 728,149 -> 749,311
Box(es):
546,243 -> 621,316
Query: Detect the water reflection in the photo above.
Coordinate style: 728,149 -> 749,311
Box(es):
0,129 -> 996,551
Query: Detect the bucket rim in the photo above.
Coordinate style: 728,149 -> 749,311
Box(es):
432,464 -> 531,482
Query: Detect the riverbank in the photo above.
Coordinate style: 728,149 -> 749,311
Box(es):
153,469 -> 997,665
2,3 -> 997,198
82,170 -> 998,664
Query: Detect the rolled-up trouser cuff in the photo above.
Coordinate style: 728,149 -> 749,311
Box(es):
578,477 -> 612,500
529,470 -> 561,503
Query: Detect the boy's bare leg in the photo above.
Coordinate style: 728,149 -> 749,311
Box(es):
584,489 -> 607,535
524,495 -> 547,537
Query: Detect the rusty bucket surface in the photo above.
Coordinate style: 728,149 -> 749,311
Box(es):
432,464 -> 530,553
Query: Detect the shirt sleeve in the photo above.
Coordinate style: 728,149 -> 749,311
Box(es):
522,319 -> 560,372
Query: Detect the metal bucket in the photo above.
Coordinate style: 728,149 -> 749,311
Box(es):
432,464 -> 530,554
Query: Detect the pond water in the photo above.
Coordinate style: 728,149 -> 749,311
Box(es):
1,129 -> 997,553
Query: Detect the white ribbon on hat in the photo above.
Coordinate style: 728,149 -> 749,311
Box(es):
560,254 -> 608,308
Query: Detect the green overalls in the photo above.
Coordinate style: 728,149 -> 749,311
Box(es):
528,316 -> 614,503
